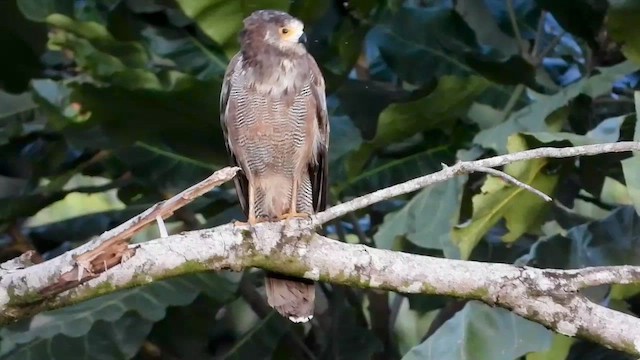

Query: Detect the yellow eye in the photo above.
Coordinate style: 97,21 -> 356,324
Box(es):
281,28 -> 289,34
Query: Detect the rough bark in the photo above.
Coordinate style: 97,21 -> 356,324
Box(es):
2,142 -> 640,354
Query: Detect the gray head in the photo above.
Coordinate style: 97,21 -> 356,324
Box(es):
240,10 -> 307,56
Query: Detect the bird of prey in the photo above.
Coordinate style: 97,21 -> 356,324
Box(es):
219,10 -> 329,323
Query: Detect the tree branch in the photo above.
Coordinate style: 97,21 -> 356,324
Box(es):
3,224 -> 640,354
2,142 -> 640,354
313,141 -> 640,224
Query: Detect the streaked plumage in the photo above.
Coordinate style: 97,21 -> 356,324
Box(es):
219,10 -> 329,322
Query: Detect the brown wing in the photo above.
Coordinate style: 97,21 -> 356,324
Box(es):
306,54 -> 330,213
220,53 -> 250,216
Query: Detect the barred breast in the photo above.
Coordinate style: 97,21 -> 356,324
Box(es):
227,64 -> 315,218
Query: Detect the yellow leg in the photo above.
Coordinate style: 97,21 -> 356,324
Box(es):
277,177 -> 310,221
234,182 -> 262,226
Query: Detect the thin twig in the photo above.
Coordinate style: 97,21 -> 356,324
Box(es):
471,165 -> 552,202
506,0 -> 526,55
531,10 -> 547,58
155,216 -> 169,237
92,166 -> 239,246
313,142 -> 640,224
501,84 -> 525,120
534,32 -> 565,65
38,167 -> 240,297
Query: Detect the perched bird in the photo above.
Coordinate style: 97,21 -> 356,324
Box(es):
219,10 -> 329,322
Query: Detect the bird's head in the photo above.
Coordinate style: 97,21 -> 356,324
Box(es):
240,10 -> 307,56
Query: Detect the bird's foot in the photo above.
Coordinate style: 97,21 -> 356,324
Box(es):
277,212 -> 311,221
233,220 -> 252,228
233,215 -> 268,228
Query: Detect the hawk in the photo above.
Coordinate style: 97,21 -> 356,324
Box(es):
219,10 -> 329,322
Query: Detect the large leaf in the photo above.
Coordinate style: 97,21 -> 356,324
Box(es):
372,76 -> 490,148
454,0 -> 522,58
336,147 -> 453,197
46,14 -> 151,80
2,312 -> 153,360
523,206 -> 640,270
174,0 -> 291,57
220,312 -> 289,360
621,92 -> 640,215
0,273 -> 237,355
474,61 -> 638,153
17,0 -> 74,22
329,302 -> 383,360
452,134 -> 559,259
403,301 -> 552,360
140,25 -> 228,80
0,91 -> 42,147
607,0 -> 640,65
527,334 -> 574,360
335,80 -> 411,141
370,5 -> 482,84
348,76 -> 489,175
147,295 -> 231,359
35,16 -> 228,164
374,176 -> 464,258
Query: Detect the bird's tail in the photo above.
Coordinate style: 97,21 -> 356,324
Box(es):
265,271 -> 315,323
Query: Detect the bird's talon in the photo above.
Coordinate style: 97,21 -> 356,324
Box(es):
234,215 -> 269,228
277,212 -> 310,221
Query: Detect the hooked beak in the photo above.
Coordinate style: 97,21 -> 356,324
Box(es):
298,32 -> 308,45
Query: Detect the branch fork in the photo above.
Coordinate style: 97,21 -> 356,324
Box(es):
2,143 -> 640,354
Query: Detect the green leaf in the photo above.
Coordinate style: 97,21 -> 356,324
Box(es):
0,91 -> 40,145
403,301 -> 552,360
622,92 -> 640,215
46,14 -> 150,76
336,147 -> 453,197
17,0 -> 74,22
372,76 -> 490,148
0,273 -> 237,355
523,114 -> 628,147
525,206 -> 640,269
371,5 -> 481,84
3,312 -> 153,360
140,25 -> 229,80
348,75 -> 489,174
452,134 -> 559,259
0,92 -> 37,120
174,0 -> 290,57
607,0 -> 640,65
336,80 -> 411,141
526,334 -> 574,360
328,115 -> 363,163
455,0 -> 521,57
329,302 -> 383,360
374,176 -> 464,258
610,284 -> 640,300
474,61 -> 638,153
220,312 -> 289,360
147,295 -> 228,359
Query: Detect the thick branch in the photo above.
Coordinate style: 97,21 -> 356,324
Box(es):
2,142 -> 640,355
2,223 -> 640,354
